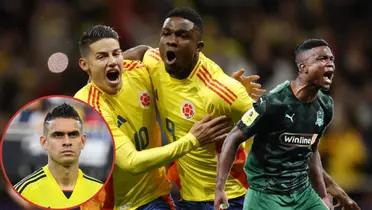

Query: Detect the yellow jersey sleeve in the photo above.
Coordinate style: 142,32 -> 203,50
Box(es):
202,60 -> 253,123
143,48 -> 162,74
116,132 -> 199,174
197,62 -> 253,152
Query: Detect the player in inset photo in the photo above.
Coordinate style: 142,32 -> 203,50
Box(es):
1,96 -> 114,209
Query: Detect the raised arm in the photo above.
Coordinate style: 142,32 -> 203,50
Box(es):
117,115 -> 232,175
122,45 -> 151,61
214,126 -> 247,209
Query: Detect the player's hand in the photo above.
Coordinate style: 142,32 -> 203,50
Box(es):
214,189 -> 229,210
322,195 -> 333,209
190,115 -> 232,146
232,68 -> 265,101
327,185 -> 361,210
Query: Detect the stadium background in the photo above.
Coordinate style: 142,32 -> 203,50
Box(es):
0,0 -> 371,209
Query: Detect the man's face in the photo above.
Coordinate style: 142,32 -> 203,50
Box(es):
79,38 -> 123,94
300,46 -> 335,90
159,17 -> 203,79
41,118 -> 86,167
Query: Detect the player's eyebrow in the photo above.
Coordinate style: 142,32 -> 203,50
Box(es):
316,54 -> 334,60
50,130 -> 80,137
175,29 -> 190,35
95,51 -> 108,56
68,130 -> 81,136
51,131 -> 65,137
96,47 -> 121,54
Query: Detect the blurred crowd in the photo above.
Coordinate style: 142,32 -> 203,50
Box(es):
0,0 -> 371,209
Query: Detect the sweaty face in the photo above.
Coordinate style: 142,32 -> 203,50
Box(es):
159,17 -> 202,79
42,118 -> 85,167
82,38 -> 123,94
300,46 -> 335,90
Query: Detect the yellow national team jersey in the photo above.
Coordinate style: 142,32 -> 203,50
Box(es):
143,49 -> 254,201
75,61 -> 199,209
14,165 -> 102,209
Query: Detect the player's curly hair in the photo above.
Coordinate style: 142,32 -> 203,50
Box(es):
43,103 -> 82,135
79,25 -> 119,56
166,7 -> 203,34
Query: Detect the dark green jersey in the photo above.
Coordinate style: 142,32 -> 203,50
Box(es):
237,80 -> 334,194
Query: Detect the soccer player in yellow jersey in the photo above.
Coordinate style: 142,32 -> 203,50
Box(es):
75,25 -> 232,210
138,8 -> 251,209
14,103 -> 102,209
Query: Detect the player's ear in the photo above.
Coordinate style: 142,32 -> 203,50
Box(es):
79,58 -> 90,73
40,136 -> 48,150
298,63 -> 307,74
197,41 -> 204,52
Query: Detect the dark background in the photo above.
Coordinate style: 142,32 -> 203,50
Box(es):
0,0 -> 371,209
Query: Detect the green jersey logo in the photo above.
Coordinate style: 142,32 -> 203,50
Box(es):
315,110 -> 324,127
280,133 -> 318,147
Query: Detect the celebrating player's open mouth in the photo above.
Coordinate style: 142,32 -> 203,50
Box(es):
323,70 -> 333,85
165,50 -> 177,65
105,68 -> 121,86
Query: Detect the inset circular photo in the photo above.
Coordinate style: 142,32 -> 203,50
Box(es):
1,95 -> 114,209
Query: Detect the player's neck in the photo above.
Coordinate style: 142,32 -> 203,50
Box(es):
48,161 -> 79,191
169,53 -> 200,79
290,78 -> 319,102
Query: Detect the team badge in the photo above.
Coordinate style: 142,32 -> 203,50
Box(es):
139,91 -> 151,108
315,110 -> 324,127
181,101 -> 195,119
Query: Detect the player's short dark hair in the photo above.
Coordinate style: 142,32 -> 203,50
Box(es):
294,38 -> 329,63
43,103 -> 82,135
166,7 -> 203,34
79,25 -> 119,56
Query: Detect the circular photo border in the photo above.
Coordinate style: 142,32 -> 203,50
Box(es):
0,95 -> 115,210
